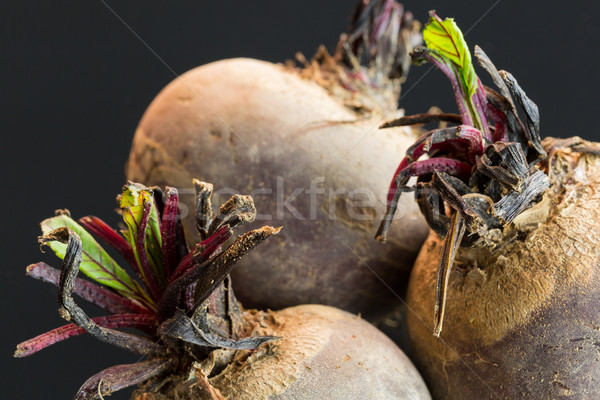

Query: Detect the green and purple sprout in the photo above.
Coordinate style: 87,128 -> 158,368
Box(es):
375,11 -> 551,336
15,180 -> 279,399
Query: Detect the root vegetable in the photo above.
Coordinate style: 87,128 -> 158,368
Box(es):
375,11 -> 600,399
15,180 -> 431,399
407,143 -> 600,399
126,1 -> 428,321
136,304 -> 432,400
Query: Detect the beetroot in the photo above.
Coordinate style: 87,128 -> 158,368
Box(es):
137,304 -> 431,399
126,1 -> 428,321
407,141 -> 600,399
15,179 -> 431,399
375,12 -> 600,399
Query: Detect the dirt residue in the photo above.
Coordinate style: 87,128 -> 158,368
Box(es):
409,150 -> 600,350
207,306 -> 330,398
288,47 -> 400,114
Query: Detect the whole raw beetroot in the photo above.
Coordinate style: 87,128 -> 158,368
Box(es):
375,12 -> 600,399
137,305 -> 432,399
126,1 -> 428,321
407,142 -> 600,399
15,180 -> 431,400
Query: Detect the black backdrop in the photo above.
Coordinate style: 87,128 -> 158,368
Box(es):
2,1 -> 599,398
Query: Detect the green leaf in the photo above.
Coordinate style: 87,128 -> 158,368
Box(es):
423,12 -> 476,98
120,183 -> 165,292
422,11 -> 488,136
40,214 -> 151,305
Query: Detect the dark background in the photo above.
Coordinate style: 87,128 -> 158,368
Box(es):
2,1 -> 599,398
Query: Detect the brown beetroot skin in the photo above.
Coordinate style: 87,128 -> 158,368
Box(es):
406,145 -> 600,399
126,58 -> 427,321
136,305 -> 432,399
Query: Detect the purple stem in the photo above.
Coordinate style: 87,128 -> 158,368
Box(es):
79,216 -> 137,270
413,48 -> 474,127
370,0 -> 394,45
385,128 -> 433,204
137,201 -> 163,301
487,103 -> 508,142
424,125 -> 485,161
158,226 -> 278,323
472,78 -> 491,140
384,156 -> 471,222
171,252 -> 194,284
160,187 -> 183,279
385,142 -> 462,204
386,158 -> 411,204
26,262 -> 151,315
14,313 -> 156,357
397,157 -> 472,182
169,225 -> 232,283
385,126 -> 479,205
457,125 -> 485,156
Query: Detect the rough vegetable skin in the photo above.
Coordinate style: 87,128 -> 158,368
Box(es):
126,58 -> 427,321
135,304 -> 432,399
406,142 -> 600,399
